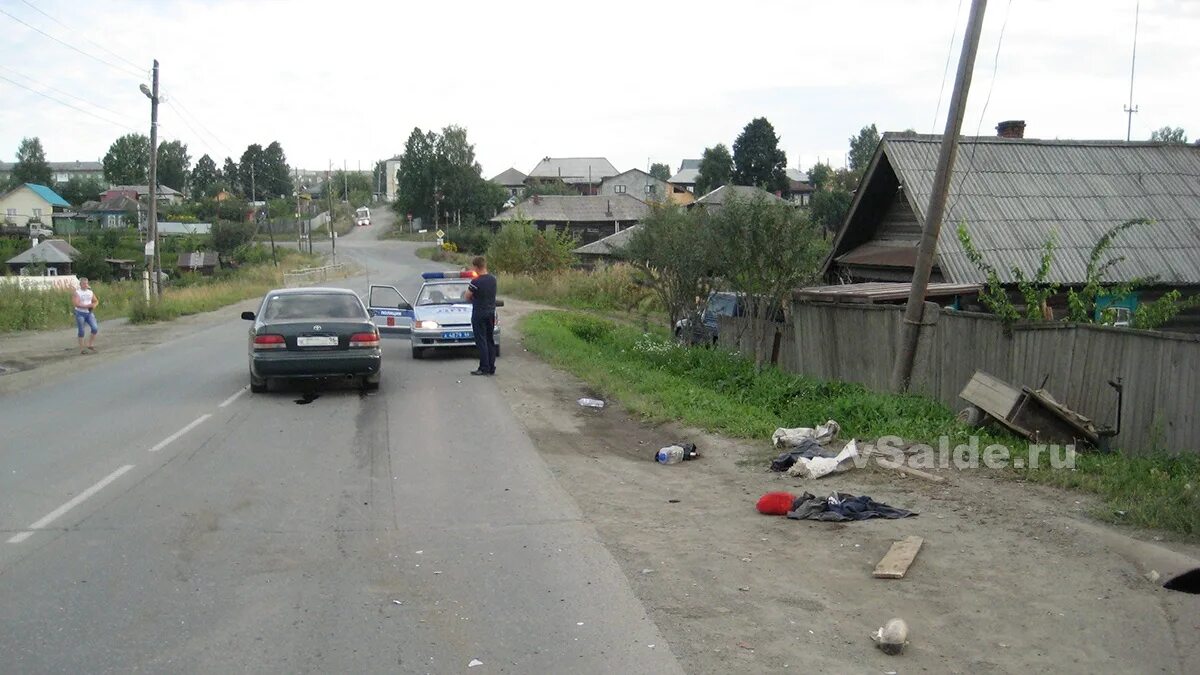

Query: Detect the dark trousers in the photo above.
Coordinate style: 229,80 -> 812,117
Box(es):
472,312 -> 495,373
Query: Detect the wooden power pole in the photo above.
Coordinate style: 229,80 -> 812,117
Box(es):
145,60 -> 161,297
890,0 -> 988,393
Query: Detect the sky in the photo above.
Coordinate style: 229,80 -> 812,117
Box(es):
1,0 -> 1197,180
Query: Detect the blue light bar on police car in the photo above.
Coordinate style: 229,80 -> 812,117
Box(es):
421,271 -> 478,280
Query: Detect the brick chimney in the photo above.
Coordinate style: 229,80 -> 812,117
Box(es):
996,120 -> 1026,139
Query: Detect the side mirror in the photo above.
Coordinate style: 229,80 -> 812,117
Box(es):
495,300 -> 505,308
398,302 -> 412,311
241,311 -> 256,321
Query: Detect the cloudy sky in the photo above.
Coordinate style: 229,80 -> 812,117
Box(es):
1,0 -> 1196,179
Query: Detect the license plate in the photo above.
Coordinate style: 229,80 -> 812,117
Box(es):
442,331 -> 472,340
297,336 -> 338,347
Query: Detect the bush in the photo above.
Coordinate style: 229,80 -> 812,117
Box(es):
233,243 -> 272,265
487,218 -> 577,273
211,220 -> 255,254
446,227 -> 494,255
497,263 -> 656,314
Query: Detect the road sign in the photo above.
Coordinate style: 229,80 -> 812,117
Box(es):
436,237 -> 444,246
435,229 -> 445,238
144,241 -> 155,256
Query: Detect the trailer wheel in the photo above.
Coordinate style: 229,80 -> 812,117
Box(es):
957,405 -> 986,428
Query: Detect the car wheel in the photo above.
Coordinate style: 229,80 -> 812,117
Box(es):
250,374 -> 267,393
411,346 -> 423,360
363,372 -> 381,391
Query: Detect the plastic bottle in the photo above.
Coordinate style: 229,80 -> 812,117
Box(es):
656,445 -> 686,464
577,398 -> 605,408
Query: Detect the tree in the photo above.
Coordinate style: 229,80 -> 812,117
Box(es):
211,219 -> 255,255
732,117 -> 788,193
11,137 -> 52,187
394,125 -> 505,226
648,162 -> 671,181
191,154 -> 219,198
810,189 -> 854,233
848,124 -> 881,177
221,157 -> 239,194
261,141 -> 292,198
60,176 -> 106,206
711,194 -> 828,367
623,203 -> 722,331
330,170 -> 374,201
807,162 -> 833,191
694,144 -> 733,196
103,133 -> 150,185
238,144 -> 264,198
1150,126 -> 1188,144
156,140 -> 190,192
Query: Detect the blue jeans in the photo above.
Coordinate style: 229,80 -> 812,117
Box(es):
74,309 -> 98,337
472,312 -> 495,373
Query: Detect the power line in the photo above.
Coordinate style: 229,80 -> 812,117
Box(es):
0,63 -> 128,120
17,0 -> 145,75
0,6 -> 144,79
932,0 -> 966,133
0,73 -> 139,132
163,99 -> 222,158
165,93 -> 234,155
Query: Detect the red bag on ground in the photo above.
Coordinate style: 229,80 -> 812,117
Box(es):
756,492 -> 796,516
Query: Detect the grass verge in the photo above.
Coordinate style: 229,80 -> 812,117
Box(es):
497,263 -> 660,316
415,246 -> 473,267
520,310 -> 1200,537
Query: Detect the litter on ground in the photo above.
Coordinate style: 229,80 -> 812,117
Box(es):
772,419 -> 840,448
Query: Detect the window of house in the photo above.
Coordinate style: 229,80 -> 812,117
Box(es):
6,208 -> 15,216
644,184 -> 656,194
32,208 -> 42,219
614,185 -> 626,194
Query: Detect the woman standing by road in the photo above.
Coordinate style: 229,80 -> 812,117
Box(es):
73,277 -> 99,354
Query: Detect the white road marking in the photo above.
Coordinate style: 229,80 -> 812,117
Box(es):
218,386 -> 249,408
148,414 -> 211,452
7,464 -> 136,544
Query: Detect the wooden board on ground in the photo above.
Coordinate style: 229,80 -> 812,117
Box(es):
873,536 -> 924,579
959,370 -> 1021,418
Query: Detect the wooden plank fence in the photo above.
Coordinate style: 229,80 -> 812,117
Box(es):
719,302 -> 1200,455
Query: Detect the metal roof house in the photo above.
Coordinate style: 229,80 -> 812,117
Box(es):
668,159 -> 702,191
526,157 -> 619,195
0,183 -> 72,235
490,168 -> 528,197
821,129 -> 1200,327
6,239 -> 80,275
489,194 -> 650,244
573,224 -> 642,262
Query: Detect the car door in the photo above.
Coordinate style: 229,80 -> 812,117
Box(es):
367,285 -> 413,335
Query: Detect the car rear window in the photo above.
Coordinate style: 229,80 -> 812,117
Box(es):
263,294 -> 366,320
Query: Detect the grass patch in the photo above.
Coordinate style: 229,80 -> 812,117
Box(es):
497,263 -> 659,316
520,310 -> 1200,537
415,246 -> 473,266
0,251 -> 317,332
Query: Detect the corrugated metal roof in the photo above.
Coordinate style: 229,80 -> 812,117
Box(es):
527,158 -> 618,184
883,134 -> 1200,285
6,239 -> 79,264
679,159 -> 702,171
490,167 -> 527,186
692,184 -> 788,207
19,183 -> 71,207
490,194 -> 650,223
668,168 -> 699,184
573,225 -> 642,256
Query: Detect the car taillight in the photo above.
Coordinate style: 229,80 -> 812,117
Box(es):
254,334 -> 286,350
349,331 -> 380,348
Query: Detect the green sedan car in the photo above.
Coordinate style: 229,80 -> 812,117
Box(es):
242,288 -> 382,392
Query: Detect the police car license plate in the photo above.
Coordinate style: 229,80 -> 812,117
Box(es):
297,336 -> 338,347
442,331 -> 472,340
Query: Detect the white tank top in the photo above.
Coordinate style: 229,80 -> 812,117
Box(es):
75,288 -> 94,309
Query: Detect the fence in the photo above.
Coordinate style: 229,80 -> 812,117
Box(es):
720,302 -> 1200,455
282,263 -> 346,288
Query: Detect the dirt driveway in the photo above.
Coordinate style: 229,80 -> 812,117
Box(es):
497,301 -> 1200,674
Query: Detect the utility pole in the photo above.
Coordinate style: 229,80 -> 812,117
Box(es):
1124,0 -> 1141,141
328,163 -> 336,265
343,159 -> 348,202
890,0 -> 987,393
253,162 -> 278,267
142,60 -> 161,297
295,167 -> 302,252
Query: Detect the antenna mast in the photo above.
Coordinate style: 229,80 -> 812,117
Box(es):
1124,0 -> 1140,141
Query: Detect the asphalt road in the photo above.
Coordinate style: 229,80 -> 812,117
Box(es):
0,210 -> 682,674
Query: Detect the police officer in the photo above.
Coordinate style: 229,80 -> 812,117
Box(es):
464,256 -> 498,376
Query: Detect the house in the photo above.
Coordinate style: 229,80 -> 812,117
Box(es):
785,169 -> 815,206
489,194 -> 650,244
0,183 -> 72,234
688,184 -> 790,211
821,126 -> 1200,328
490,168 -> 528,199
78,194 -> 145,229
668,159 -> 702,193
105,258 -> 137,280
526,157 -> 619,195
572,224 -> 642,264
104,184 -> 183,206
599,168 -> 669,203
176,251 -> 220,275
382,156 -> 402,202
0,160 -> 104,185
5,239 -> 80,276
155,222 -> 213,237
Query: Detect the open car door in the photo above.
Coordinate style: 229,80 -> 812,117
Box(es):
367,285 -> 413,335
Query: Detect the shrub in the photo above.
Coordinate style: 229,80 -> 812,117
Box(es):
487,217 -> 577,274
446,227 -> 494,255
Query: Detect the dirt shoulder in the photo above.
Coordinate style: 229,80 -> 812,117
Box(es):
497,300 -> 1200,674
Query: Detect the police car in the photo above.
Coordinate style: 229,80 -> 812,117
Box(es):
367,271 -> 501,360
